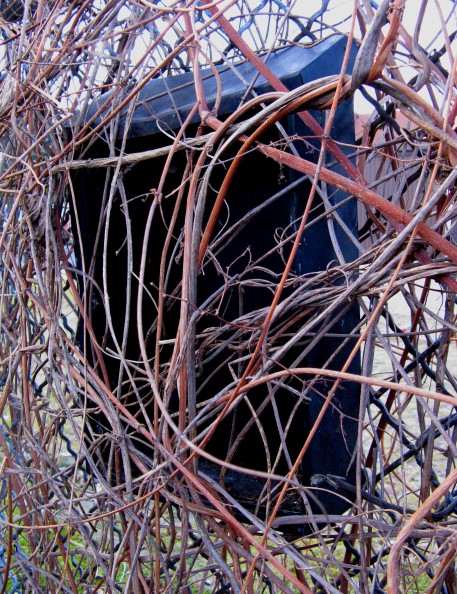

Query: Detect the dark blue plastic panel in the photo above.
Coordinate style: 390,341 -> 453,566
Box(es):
74,35 -> 361,532
87,35 -> 354,138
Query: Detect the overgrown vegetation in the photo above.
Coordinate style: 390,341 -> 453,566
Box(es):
1,1 -> 457,592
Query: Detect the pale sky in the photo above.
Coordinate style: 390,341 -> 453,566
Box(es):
322,0 -> 457,112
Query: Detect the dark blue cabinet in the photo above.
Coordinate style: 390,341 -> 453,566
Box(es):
72,34 -> 361,531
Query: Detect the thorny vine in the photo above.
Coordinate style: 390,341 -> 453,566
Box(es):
0,1 -> 457,592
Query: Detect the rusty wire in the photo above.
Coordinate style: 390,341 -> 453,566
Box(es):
0,1 -> 457,592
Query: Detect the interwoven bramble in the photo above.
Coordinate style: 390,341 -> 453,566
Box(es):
1,2 -> 457,593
